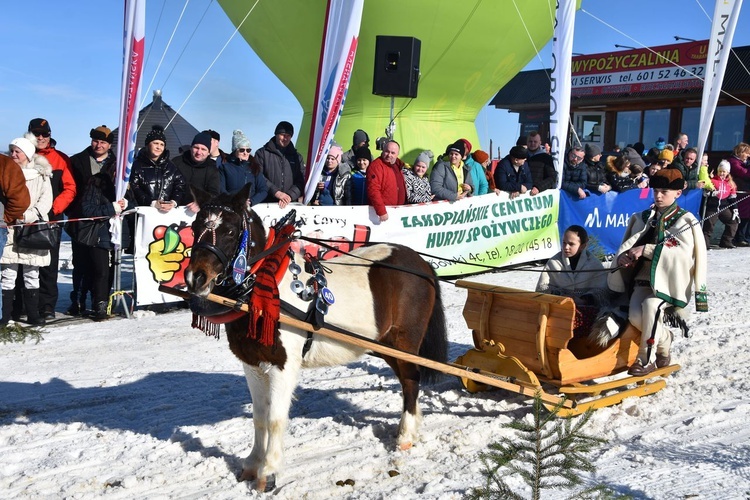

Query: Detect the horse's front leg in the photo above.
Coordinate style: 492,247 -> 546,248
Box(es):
239,363 -> 269,484
253,359 -> 301,491
238,356 -> 301,491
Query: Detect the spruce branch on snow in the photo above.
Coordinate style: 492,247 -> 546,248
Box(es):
469,392 -> 625,500
0,323 -> 44,344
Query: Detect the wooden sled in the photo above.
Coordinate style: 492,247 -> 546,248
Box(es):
454,280 -> 680,417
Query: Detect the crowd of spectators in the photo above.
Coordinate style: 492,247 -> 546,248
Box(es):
0,119 -> 745,325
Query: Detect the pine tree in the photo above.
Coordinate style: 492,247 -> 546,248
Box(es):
0,323 -> 44,344
469,393 -> 621,500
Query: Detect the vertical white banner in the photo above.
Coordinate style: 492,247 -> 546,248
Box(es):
697,0 -> 743,161
549,0 -> 575,189
304,0 -> 365,204
116,0 -> 146,201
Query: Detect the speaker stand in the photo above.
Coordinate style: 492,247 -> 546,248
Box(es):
387,96 -> 396,140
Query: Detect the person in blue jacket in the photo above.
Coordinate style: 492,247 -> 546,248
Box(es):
218,129 -> 269,206
460,139 -> 489,195
494,146 -> 533,199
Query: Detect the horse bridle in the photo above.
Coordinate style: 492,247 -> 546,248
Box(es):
193,203 -> 252,287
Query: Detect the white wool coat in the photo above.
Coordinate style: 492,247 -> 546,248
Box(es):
536,249 -> 608,296
608,203 -> 708,311
1,155 -> 53,267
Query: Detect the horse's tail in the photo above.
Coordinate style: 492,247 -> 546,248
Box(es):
418,278 -> 448,385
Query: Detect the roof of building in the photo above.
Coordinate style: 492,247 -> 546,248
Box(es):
490,45 -> 750,110
112,90 -> 200,153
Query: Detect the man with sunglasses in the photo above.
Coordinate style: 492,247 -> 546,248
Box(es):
27,118 -> 76,320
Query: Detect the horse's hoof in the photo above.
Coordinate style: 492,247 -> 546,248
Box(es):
398,441 -> 413,451
239,468 -> 257,482
256,474 -> 276,492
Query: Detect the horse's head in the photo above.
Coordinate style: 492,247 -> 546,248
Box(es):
186,183 -> 266,307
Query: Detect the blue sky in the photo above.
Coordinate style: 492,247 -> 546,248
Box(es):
1,0 -> 748,160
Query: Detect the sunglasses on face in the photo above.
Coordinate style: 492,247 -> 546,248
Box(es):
33,131 -> 50,138
236,148 -> 251,153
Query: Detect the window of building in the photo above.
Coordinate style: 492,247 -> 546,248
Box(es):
680,108 -> 700,149
615,111 -> 640,149
642,109 -> 670,148
711,105 -> 745,151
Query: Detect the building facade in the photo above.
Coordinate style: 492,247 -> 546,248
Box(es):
491,40 -> 750,162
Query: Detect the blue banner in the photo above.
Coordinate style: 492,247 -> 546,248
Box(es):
558,189 -> 703,255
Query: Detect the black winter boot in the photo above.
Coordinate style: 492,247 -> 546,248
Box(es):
23,289 -> 45,326
80,291 -> 89,315
66,290 -> 80,316
1,290 -> 14,325
92,301 -> 110,322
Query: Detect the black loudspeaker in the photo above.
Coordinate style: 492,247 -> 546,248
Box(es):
372,36 -> 421,98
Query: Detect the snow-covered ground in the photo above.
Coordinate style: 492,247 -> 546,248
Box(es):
2,241 -> 749,499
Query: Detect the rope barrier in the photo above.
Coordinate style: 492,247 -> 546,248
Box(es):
5,210 -> 137,230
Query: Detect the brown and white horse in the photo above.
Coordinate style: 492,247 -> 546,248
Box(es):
185,184 -> 448,491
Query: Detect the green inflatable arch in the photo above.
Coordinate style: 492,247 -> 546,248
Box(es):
218,0 -> 579,162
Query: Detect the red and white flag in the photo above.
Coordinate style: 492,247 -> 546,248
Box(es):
116,0 -> 146,201
304,0 -> 365,204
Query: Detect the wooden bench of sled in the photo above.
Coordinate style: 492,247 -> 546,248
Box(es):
454,280 -> 680,416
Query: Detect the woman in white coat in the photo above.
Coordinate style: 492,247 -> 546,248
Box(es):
536,225 -> 609,337
1,136 -> 53,326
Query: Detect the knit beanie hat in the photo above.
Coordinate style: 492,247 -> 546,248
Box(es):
658,149 -> 674,162
717,160 -> 731,173
191,131 -> 212,150
328,145 -> 343,161
584,143 -> 602,157
509,145 -> 529,159
353,129 -> 369,146
90,125 -> 114,143
232,129 -> 251,151
274,121 -> 294,136
203,129 -> 220,141
460,139 -> 472,155
472,150 -> 489,164
446,140 -> 465,158
354,147 -> 372,161
414,150 -> 434,167
650,169 -> 684,190
9,137 -> 35,161
622,147 -> 646,170
145,125 -> 167,146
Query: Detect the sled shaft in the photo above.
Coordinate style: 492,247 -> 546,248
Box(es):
159,285 -> 572,408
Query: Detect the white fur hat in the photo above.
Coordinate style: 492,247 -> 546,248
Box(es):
232,129 -> 251,151
9,137 -> 35,161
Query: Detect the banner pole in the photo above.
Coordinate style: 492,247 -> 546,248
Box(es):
111,247 -> 131,319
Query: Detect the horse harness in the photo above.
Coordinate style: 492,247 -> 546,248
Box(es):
193,208 -> 333,357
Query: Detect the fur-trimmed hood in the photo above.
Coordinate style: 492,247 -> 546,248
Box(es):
22,153 -> 53,180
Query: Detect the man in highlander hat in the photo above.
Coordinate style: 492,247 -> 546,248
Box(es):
608,168 -> 708,376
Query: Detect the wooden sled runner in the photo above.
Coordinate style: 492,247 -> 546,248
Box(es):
454,280 -> 680,416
